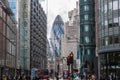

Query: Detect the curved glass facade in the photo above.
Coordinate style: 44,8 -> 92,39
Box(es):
79,0 -> 95,73
98,0 -> 120,78
51,15 -> 64,57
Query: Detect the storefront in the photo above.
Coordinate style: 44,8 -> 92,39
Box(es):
100,52 -> 120,79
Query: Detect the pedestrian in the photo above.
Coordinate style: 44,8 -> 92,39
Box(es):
89,74 -> 96,80
26,75 -> 31,80
1,75 -> 7,80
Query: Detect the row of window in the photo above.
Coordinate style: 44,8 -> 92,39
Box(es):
98,0 -> 120,14
80,48 -> 95,55
98,14 -> 120,30
99,36 -> 120,46
80,5 -> 94,12
6,53 -> 15,68
80,14 -> 94,21
80,0 -> 94,3
81,25 -> 94,32
81,36 -> 95,44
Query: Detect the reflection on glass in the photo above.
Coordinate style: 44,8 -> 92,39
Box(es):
84,5 -> 89,11
84,36 -> 89,43
113,1 -> 118,10
84,25 -> 89,32
84,15 -> 88,20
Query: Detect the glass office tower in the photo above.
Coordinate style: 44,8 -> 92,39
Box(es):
79,0 -> 95,74
97,0 -> 120,78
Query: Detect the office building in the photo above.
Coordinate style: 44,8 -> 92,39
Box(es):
50,15 -> 64,73
50,15 -> 64,57
79,0 -> 95,73
61,1 -> 80,68
30,0 -> 47,70
97,0 -> 120,78
18,0 -> 30,74
0,0 -> 17,77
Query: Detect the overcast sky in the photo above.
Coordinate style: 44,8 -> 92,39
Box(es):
40,0 -> 78,38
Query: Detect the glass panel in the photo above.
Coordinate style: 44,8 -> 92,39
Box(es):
114,36 -> 119,43
84,15 -> 89,20
6,40 -> 12,54
104,4 -> 107,13
84,5 -> 89,11
113,1 -> 118,10
10,2 -> 16,9
84,25 -> 89,32
84,36 -> 90,43
87,49 -> 90,55
105,37 -> 109,46
12,45 -> 15,56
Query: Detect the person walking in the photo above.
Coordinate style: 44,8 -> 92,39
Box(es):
1,75 -> 7,80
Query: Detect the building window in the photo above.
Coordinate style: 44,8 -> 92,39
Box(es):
113,1 -> 118,10
114,36 -> 119,43
84,5 -> 89,11
108,23 -> 119,28
104,4 -> 107,13
109,36 -> 113,44
87,49 -> 90,55
102,38 -> 105,46
105,37 -> 109,46
84,36 -> 90,43
84,15 -> 88,20
10,2 -> 16,9
84,25 -> 89,32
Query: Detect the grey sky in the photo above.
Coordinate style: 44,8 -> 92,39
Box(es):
40,0 -> 78,38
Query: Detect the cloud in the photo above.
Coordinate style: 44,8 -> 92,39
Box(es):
40,0 -> 78,38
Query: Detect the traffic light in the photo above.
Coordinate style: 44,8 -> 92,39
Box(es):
69,52 -> 74,64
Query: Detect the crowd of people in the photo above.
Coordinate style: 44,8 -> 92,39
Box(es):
0,74 -> 31,80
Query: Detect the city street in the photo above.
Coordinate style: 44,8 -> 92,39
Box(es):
0,0 -> 120,80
